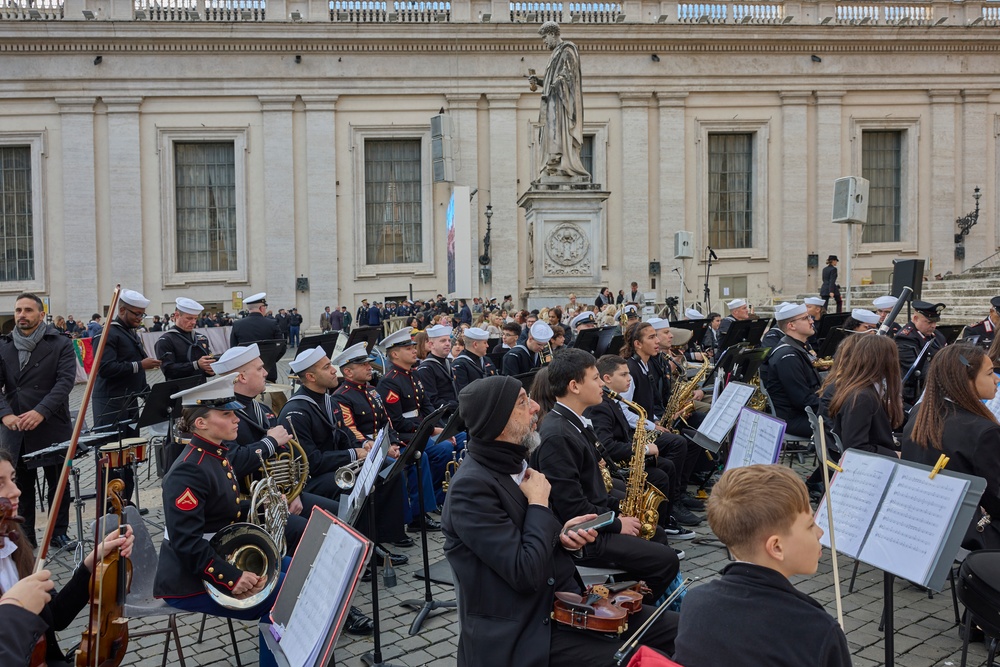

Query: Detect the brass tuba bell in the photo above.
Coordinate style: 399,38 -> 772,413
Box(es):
204,523 -> 281,610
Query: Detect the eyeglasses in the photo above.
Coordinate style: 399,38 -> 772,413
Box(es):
786,315 -> 812,325
123,307 -> 146,318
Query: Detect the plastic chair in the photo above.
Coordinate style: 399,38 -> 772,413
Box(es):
118,506 -> 188,667
958,549 -> 1000,666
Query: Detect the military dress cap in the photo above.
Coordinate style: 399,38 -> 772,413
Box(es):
120,290 -> 150,309
379,327 -> 415,351
211,344 -> 260,375
774,302 -> 807,321
991,296 -> 1000,311
175,297 -> 204,315
623,304 -> 639,316
647,318 -> 671,331
913,301 -> 946,321
685,308 -> 705,319
331,342 -> 372,368
828,255 -> 839,261
244,292 -> 267,306
289,346 -> 328,373
726,298 -> 747,310
529,321 -> 554,343
571,311 -> 597,329
803,297 -> 826,307
463,327 -> 490,341
426,324 -> 453,338
170,372 -> 242,409
873,296 -> 898,310
851,309 -> 880,325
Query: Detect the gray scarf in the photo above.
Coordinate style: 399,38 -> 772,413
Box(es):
13,324 -> 46,370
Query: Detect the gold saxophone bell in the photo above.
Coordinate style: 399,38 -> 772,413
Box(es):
335,459 -> 366,490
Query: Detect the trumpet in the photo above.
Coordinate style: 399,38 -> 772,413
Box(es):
335,459 -> 366,490
443,449 -> 466,492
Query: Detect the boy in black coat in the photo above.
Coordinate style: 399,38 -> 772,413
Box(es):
673,465 -> 851,667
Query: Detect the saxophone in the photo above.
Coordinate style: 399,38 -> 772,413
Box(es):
603,387 -> 665,540
659,356 -> 711,433
747,371 -> 768,412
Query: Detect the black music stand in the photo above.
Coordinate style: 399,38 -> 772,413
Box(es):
817,327 -> 851,359
595,326 -> 619,356
297,332 -> 340,357
816,312 -> 851,341
139,376 -> 201,476
669,318 -> 711,353
95,388 -> 147,510
718,319 -> 754,350
248,339 -> 287,383
514,369 -> 540,394
937,324 -> 965,345
398,407 -> 456,636
345,326 -> 381,351
573,327 -> 601,354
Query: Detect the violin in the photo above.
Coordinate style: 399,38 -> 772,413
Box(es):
75,479 -> 132,667
553,585 -> 629,634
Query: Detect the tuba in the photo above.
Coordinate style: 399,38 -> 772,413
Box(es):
243,438 -> 309,503
603,387 -> 665,540
205,452 -> 287,610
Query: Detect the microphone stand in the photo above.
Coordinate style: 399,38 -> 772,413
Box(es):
703,247 -> 715,311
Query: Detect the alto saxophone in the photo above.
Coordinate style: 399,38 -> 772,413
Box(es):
603,387 -> 665,540
660,356 -> 711,433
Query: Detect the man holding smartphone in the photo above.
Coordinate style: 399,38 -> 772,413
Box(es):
442,375 -> 677,667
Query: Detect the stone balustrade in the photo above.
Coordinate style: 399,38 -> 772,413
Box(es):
0,0 -> 995,26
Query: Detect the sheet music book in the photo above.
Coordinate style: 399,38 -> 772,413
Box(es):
724,408 -> 787,471
267,507 -> 372,667
692,381 -> 755,453
340,427 -> 391,526
814,449 -> 986,590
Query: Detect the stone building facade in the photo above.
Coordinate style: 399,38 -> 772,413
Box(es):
1,0 -> 999,321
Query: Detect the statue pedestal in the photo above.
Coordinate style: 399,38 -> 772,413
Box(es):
518,184 -> 610,310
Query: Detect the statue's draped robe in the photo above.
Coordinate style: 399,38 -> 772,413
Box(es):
539,41 -> 589,180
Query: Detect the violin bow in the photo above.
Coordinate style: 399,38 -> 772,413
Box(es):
613,577 -> 695,666
35,285 -> 122,571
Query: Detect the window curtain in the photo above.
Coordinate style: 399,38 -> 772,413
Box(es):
708,133 -> 753,250
175,142 -> 237,273
365,139 -> 422,265
0,146 -> 34,282
862,131 -> 902,244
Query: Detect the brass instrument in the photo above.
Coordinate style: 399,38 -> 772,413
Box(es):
335,459 -> 366,490
443,449 -> 466,492
205,452 -> 286,610
660,356 -> 711,433
599,460 -> 614,493
813,356 -> 834,370
541,342 -> 554,366
747,372 -> 768,412
243,438 -> 309,503
603,387 -> 665,540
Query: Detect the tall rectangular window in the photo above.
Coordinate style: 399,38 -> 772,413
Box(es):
862,130 -> 902,243
707,133 -> 753,250
0,146 -> 34,282
580,135 -> 594,179
174,142 -> 237,273
365,139 -> 423,265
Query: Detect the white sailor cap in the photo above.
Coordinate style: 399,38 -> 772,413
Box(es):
873,296 -> 897,310
170,372 -> 242,409
211,344 -> 260,375
648,318 -> 671,331
623,304 -> 639,316
803,297 -> 826,307
774,302 -> 807,321
685,308 -> 705,320
120,289 -> 150,309
529,321 -> 554,343
331,342 -> 373,368
289,346 -> 329,373
571,311 -> 597,329
463,327 -> 490,341
379,327 -> 415,352
851,309 -> 880,325
244,292 -> 267,306
426,324 -> 453,339
727,298 -> 747,310
175,297 -> 204,315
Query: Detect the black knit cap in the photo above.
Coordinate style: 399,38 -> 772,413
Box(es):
459,376 -> 523,442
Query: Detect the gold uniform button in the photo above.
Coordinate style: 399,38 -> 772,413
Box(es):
218,574 -> 224,580
197,448 -> 203,452
227,472 -> 233,479
232,484 -> 238,492
237,511 -> 242,519
208,567 -> 215,573
228,581 -> 234,586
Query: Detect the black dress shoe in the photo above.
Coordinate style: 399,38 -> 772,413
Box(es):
361,567 -> 372,583
374,545 -> 409,566
407,515 -> 442,533
51,534 -> 72,549
344,606 -> 374,635
389,536 -> 415,548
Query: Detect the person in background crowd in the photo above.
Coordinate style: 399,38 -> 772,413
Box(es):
275,308 -> 291,344
86,314 -> 102,338
289,308 -> 302,347
820,255 -> 842,313
341,305 -> 352,332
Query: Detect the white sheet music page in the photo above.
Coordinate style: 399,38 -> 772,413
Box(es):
725,408 -> 787,471
859,464 -> 969,586
697,382 -> 755,443
815,449 -> 896,559
280,526 -> 364,666
985,385 -> 1000,423
345,427 -> 390,518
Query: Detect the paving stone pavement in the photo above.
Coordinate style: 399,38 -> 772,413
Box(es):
27,362 -> 997,666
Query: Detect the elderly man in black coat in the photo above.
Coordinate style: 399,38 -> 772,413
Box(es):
0,293 -> 78,546
442,375 -> 677,667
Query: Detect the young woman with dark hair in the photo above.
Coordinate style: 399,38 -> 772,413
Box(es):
901,344 -> 1000,549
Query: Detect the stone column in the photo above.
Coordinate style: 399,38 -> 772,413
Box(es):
929,90 -> 960,275
259,96 -> 297,310
447,94 -> 483,295
302,95 -> 338,326
104,97 -> 144,293
619,93 -> 652,290
779,92 -> 811,298
57,97 -> 99,314
487,94 -> 520,302
962,90 -> 989,262
814,91 -> 845,293
657,93 -> 687,305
